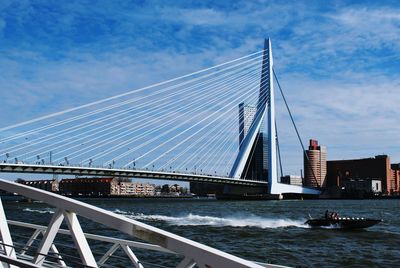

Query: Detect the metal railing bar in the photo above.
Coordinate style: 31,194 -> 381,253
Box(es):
100,252 -> 133,262
10,226 -> 42,255
139,260 -> 174,268
10,228 -> 173,268
49,243 -> 67,267
38,247 -> 89,266
10,233 -> 37,241
8,220 -> 175,254
120,244 -> 143,268
254,262 -> 290,268
98,264 -> 119,268
12,234 -> 68,263
0,254 -> 42,268
97,243 -> 119,266
16,243 -> 90,268
105,253 -> 181,268
16,237 -> 143,267
51,241 -> 127,262
0,241 -> 70,268
12,251 -> 69,268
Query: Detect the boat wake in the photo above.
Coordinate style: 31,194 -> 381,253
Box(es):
23,208 -> 55,214
22,208 -> 308,229
114,210 -> 307,229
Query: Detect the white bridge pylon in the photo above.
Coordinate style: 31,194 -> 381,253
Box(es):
230,39 -> 320,195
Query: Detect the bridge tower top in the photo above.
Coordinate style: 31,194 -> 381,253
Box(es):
230,39 -> 320,195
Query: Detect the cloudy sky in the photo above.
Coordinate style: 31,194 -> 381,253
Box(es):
0,0 -> 399,176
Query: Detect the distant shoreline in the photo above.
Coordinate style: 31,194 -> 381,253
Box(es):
1,193 -> 399,201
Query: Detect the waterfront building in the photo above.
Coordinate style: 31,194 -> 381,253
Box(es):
118,181 -> 136,195
119,182 -> 156,196
59,177 -> 156,196
281,175 -> 302,186
59,177 -> 119,196
343,178 -> 382,198
144,183 -> 156,196
17,179 -> 59,192
390,163 -> 400,195
304,139 -> 327,188
326,155 -> 392,195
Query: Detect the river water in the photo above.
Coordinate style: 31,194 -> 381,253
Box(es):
3,197 -> 400,267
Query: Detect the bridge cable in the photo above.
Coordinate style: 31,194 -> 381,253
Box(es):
0,49 -> 268,133
0,51 -> 266,144
132,77 -> 262,169
222,92 -> 270,176
18,60 -> 262,162
229,91 -> 270,180
15,57 -> 261,162
198,88 -> 264,175
82,66 -> 262,166
4,59 -> 262,155
86,66 -> 262,164
182,60 -> 270,173
275,121 -> 284,180
272,69 -> 320,188
176,77 -> 270,174
2,49 -> 268,176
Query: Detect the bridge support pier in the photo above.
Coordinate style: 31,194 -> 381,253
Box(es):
190,182 -> 286,200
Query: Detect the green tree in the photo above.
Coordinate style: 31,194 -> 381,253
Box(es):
161,184 -> 170,193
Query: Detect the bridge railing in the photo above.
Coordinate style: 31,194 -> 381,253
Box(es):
0,179 -> 279,268
7,220 -> 176,267
0,163 -> 268,187
1,160 -> 225,178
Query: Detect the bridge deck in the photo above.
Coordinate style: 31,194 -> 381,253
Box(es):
0,163 -> 267,187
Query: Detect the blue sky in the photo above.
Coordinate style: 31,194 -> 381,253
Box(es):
1,0 -> 400,177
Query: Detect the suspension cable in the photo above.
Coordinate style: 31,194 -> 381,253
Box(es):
272,69 -> 320,188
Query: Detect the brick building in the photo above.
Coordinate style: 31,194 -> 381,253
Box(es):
18,179 -> 59,192
59,177 -> 119,196
327,155 -> 392,195
390,164 -> 400,195
304,139 -> 327,188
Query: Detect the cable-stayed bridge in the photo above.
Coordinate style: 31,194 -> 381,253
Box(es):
0,39 -> 320,196
0,39 -> 319,267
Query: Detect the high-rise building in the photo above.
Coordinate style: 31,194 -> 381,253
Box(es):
304,139 -> 327,188
262,134 -> 268,172
238,102 -> 267,181
238,103 -> 257,145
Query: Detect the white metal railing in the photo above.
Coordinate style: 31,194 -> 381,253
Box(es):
8,220 -> 176,267
0,179 -> 283,268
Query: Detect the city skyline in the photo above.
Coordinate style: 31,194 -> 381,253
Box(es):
0,1 -> 399,175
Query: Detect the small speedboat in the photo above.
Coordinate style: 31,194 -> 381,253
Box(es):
305,217 -> 382,229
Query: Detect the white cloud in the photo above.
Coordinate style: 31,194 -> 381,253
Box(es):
171,8 -> 227,26
326,7 -> 400,50
275,73 -> 400,173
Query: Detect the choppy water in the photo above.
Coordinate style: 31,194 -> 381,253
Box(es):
3,197 -> 400,267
